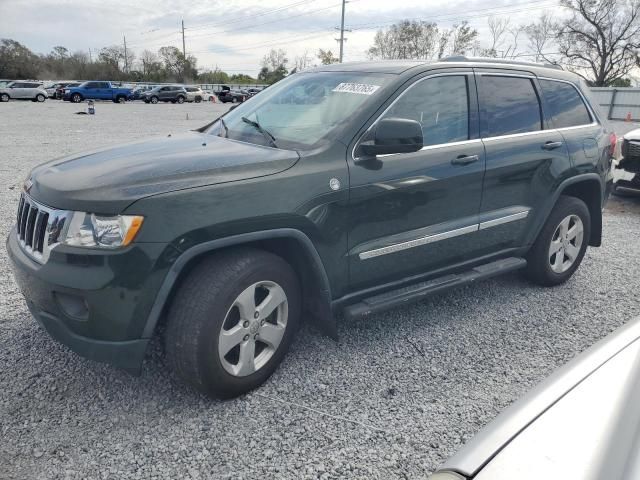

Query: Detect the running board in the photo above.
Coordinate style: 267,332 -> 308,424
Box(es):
343,257 -> 527,320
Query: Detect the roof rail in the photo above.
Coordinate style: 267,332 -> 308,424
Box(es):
440,55 -> 563,71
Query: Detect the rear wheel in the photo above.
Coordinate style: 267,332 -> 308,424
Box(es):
177,95 -> 185,104
231,97 -> 238,103
524,196 -> 591,286
166,249 -> 300,399
195,96 -> 202,103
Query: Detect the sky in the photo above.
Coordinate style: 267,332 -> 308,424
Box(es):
0,0 -> 562,77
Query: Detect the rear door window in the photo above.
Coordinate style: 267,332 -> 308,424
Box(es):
478,75 -> 542,137
539,79 -> 592,128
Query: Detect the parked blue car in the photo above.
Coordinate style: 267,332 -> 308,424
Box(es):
63,81 -> 132,103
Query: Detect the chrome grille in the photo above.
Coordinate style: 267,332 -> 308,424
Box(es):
15,193 -> 68,264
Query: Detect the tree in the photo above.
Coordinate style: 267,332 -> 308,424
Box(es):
524,14 -> 557,63
367,20 -> 440,59
481,17 -> 521,58
259,49 -> 288,83
158,46 -> 197,82
556,0 -> 640,86
294,50 -> 313,71
0,39 -> 41,78
448,21 -> 479,56
317,49 -> 339,64
366,20 -> 478,60
230,73 -> 257,83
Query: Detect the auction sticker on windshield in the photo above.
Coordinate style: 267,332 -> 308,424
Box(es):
332,83 -> 380,95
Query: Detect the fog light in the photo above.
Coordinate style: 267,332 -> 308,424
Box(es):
54,292 -> 89,320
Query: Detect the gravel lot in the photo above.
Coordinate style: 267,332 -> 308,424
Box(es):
1,101 -> 640,480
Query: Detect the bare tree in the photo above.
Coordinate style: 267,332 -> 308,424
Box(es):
524,14 -> 557,63
481,17 -> 522,58
448,21 -> 479,56
556,0 -> 640,85
294,49 -> 313,71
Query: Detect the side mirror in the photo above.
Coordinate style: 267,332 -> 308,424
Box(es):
359,117 -> 423,157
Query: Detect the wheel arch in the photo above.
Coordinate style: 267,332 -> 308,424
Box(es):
557,175 -> 603,246
142,228 -> 335,340
534,173 -> 604,248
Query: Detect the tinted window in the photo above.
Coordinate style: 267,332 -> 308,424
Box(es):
99,82 -> 110,88
479,76 -> 542,137
382,75 -> 469,146
539,79 -> 592,128
85,82 -> 100,88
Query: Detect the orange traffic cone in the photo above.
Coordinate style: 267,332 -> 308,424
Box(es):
626,112 -> 632,122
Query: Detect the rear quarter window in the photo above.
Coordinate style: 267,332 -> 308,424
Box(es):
539,79 -> 592,128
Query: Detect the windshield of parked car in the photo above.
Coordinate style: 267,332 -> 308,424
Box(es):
207,72 -> 392,150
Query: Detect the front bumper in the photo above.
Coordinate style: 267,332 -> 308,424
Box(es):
614,160 -> 640,193
7,227 -> 171,371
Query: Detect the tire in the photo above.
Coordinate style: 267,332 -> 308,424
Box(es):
524,195 -> 591,286
166,248 -> 301,399
116,96 -> 126,103
231,97 -> 238,103
71,93 -> 83,103
177,95 -> 185,104
195,96 -> 202,103
0,93 -> 9,102
36,94 -> 45,102
150,96 -> 159,104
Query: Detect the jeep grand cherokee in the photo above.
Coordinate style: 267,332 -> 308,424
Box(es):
7,57 -> 614,398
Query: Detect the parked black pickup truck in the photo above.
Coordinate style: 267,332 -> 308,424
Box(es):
8,57 -> 613,399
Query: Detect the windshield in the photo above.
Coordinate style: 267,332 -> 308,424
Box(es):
208,71 -> 392,150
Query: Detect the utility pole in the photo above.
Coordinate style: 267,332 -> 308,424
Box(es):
337,0 -> 347,63
88,48 -> 92,63
181,19 -> 186,58
123,36 -> 128,73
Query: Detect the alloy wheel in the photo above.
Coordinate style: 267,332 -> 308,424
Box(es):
218,281 -> 288,377
549,214 -> 584,273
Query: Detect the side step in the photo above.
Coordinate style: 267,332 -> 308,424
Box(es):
343,257 -> 527,320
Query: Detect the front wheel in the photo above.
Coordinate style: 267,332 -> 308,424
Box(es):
0,93 -> 9,102
166,249 -> 300,399
36,94 -> 45,102
231,97 -> 238,103
71,93 -> 82,103
150,96 -> 159,104
116,96 -> 126,103
524,196 -> 591,286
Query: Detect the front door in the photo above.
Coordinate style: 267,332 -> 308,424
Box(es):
347,71 -> 485,290
474,70 -> 572,253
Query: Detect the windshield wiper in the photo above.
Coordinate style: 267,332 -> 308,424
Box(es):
219,118 -> 229,138
241,116 -> 278,148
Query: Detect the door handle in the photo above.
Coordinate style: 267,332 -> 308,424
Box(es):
451,154 -> 479,166
542,141 -> 564,150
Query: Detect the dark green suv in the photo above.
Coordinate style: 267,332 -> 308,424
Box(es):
7,58 -> 614,398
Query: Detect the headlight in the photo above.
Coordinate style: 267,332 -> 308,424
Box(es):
63,212 -> 144,249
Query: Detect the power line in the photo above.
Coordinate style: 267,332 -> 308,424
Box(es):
186,2 -> 343,39
187,0 -> 321,31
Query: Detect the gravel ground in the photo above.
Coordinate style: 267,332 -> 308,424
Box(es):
1,101 -> 640,480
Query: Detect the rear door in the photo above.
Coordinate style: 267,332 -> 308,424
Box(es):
347,71 -> 486,290
537,77 -> 605,170
475,70 -> 571,252
100,82 -> 113,99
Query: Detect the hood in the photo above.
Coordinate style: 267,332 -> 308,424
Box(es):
439,317 -> 640,480
623,128 -> 640,141
27,132 -> 299,213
